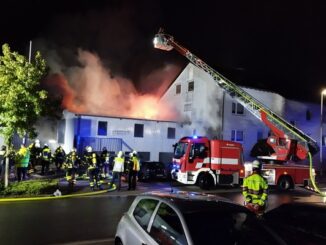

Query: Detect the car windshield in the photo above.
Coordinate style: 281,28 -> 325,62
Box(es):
174,142 -> 188,159
184,209 -> 283,245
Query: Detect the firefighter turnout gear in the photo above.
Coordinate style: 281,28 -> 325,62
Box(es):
54,146 -> 66,172
84,148 -> 102,190
63,148 -> 79,187
41,145 -> 51,175
128,152 -> 140,190
100,147 -> 110,179
242,169 -> 268,214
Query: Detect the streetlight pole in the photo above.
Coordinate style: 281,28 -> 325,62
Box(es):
320,89 -> 326,176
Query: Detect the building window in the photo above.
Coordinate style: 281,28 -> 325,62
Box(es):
231,130 -> 244,142
97,121 -> 107,136
134,124 -> 144,138
188,81 -> 194,92
167,127 -> 176,139
176,84 -> 181,94
232,102 -> 244,115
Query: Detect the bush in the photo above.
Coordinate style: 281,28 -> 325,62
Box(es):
0,179 -> 59,197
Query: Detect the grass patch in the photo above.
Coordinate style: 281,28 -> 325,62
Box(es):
0,179 -> 59,197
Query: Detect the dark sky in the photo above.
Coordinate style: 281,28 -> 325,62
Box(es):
1,0 -> 326,103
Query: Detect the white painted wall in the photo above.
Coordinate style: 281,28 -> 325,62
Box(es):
62,111 -> 182,161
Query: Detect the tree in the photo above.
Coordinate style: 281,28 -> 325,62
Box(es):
0,43 -> 47,145
0,44 -> 48,187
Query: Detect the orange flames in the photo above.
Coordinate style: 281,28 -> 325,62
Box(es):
44,50 -> 181,120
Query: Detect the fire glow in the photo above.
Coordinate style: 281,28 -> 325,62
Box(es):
44,50 -> 181,120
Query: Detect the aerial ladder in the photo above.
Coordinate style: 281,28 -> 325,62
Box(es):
153,29 -> 319,163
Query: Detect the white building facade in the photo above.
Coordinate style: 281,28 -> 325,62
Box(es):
58,111 -> 183,163
160,63 -> 324,168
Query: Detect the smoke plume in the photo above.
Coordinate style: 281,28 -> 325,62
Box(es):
43,49 -> 182,120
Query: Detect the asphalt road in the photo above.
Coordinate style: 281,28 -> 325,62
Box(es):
0,181 -> 325,245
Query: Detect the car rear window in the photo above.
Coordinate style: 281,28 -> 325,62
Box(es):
133,199 -> 159,230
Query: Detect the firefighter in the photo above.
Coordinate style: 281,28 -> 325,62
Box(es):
242,160 -> 268,215
54,145 -> 66,172
109,151 -> 124,191
84,146 -> 102,190
15,144 -> 30,181
63,148 -> 78,187
41,144 -> 52,175
128,150 -> 140,190
28,140 -> 41,173
100,147 -> 110,179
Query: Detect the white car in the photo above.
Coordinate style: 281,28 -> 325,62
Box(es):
115,191 -> 286,245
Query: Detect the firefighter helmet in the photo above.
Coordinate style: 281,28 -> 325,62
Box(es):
117,151 -> 123,158
252,160 -> 261,170
86,146 -> 92,153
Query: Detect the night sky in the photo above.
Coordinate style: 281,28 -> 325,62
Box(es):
1,0 -> 326,103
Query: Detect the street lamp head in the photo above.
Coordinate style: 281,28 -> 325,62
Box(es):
322,89 -> 326,95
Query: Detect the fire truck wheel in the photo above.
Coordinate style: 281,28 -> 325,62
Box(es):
198,173 -> 213,190
277,176 -> 293,191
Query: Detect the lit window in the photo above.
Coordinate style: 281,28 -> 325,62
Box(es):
232,102 -> 244,115
231,130 -> 244,142
188,81 -> 194,92
97,121 -> 107,136
176,84 -> 181,94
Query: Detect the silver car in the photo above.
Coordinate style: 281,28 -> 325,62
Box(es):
115,191 -> 286,245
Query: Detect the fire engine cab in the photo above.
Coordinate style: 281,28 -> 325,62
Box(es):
172,136 -> 244,189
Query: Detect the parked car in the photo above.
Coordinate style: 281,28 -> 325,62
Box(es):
138,161 -> 169,181
115,191 -> 286,245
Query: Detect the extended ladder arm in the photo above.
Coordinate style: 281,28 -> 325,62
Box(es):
153,29 -> 319,158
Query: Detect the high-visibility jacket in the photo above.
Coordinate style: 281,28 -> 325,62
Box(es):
86,152 -> 98,169
16,147 -> 30,168
113,157 -> 124,172
131,156 -> 140,171
42,147 -> 51,161
242,173 -> 268,206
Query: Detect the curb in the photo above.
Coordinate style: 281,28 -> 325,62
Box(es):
0,185 -> 116,202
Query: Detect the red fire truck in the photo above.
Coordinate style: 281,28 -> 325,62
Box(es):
154,29 -> 318,190
171,136 -> 312,190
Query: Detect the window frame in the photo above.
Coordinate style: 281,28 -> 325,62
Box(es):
231,129 -> 244,143
97,121 -> 108,136
176,84 -> 181,94
134,123 -> 144,138
232,102 -> 244,115
188,80 -> 194,92
167,127 -> 176,139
